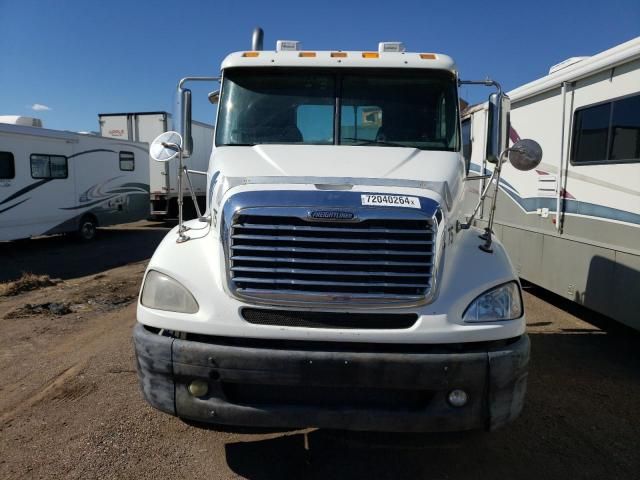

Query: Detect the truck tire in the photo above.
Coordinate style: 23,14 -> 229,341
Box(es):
76,215 -> 98,241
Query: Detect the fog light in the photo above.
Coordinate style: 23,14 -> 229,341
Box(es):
188,379 -> 208,397
448,389 -> 468,407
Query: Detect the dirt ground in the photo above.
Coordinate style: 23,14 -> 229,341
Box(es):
0,222 -> 639,480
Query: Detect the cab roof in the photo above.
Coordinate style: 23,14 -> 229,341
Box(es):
221,50 -> 457,73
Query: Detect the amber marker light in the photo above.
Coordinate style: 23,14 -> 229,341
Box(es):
299,52 -> 317,57
331,52 -> 347,58
362,52 -> 379,59
420,53 -> 437,60
242,51 -> 260,57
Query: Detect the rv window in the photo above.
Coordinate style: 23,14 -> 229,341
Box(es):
609,94 -> 640,162
30,154 -> 68,179
571,93 -> 640,165
0,152 -> 15,179
119,151 -> 135,171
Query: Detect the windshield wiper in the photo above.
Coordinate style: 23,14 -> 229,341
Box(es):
342,137 -> 410,148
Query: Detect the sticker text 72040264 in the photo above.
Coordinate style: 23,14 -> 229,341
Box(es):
361,194 -> 421,209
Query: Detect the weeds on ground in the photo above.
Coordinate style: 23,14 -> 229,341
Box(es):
0,273 -> 61,296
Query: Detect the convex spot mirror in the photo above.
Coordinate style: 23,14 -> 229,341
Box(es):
509,139 -> 543,171
150,131 -> 183,163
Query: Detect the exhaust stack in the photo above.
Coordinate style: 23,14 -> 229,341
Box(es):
251,27 -> 264,51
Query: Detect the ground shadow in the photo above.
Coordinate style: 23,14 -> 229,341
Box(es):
0,222 -> 173,282
223,322 -> 640,480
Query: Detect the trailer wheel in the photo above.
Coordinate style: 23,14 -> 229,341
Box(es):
77,215 -> 98,241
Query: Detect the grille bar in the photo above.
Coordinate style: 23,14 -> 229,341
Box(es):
233,277 -> 430,288
232,234 -> 433,245
231,255 -> 433,267
238,288 -> 425,301
231,245 -> 432,256
234,223 -> 430,234
232,266 -> 430,278
229,214 -> 436,303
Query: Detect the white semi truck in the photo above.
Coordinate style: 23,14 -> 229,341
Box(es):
133,30 -> 543,432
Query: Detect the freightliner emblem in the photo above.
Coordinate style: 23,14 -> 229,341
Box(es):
309,210 -> 355,220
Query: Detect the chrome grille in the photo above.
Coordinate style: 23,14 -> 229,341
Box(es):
228,214 -> 436,304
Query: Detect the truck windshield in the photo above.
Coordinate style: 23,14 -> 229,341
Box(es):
215,68 -> 459,151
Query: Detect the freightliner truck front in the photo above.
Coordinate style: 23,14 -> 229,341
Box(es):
133,30 -> 543,432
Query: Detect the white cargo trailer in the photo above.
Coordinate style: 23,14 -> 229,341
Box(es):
462,37 -> 640,330
98,112 -> 214,217
0,121 -> 149,241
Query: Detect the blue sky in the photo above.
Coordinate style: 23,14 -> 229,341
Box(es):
1,0 -> 638,132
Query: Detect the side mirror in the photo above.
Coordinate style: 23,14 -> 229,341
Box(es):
181,88 -> 193,158
486,92 -> 510,163
149,131 -> 183,162
208,90 -> 220,104
509,139 -> 543,171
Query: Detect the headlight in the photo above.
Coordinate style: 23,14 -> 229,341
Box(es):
141,270 -> 199,313
463,281 -> 522,323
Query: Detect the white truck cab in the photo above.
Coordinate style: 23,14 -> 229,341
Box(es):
133,31 -> 542,432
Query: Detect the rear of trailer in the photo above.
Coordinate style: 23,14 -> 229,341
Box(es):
99,112 -> 213,217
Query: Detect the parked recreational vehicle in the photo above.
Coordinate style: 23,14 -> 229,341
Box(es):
0,121 -> 150,241
133,30 -> 545,433
98,112 -> 214,217
462,37 -> 640,330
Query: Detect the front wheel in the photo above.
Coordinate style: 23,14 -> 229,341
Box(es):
76,216 -> 97,241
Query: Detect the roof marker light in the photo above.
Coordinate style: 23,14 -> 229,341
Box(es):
378,42 -> 406,53
420,53 -> 437,60
362,52 -> 379,59
242,51 -> 260,57
331,52 -> 347,58
299,51 -> 317,58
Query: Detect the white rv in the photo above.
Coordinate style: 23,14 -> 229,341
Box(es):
0,121 -> 150,241
98,112 -> 214,217
133,31 -> 545,433
462,37 -> 640,330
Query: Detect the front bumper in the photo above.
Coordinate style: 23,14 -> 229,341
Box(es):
133,323 -> 529,432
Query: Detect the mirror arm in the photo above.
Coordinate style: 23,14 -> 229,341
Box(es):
178,76 -> 221,90
182,166 -> 204,221
458,78 -> 502,95
458,147 -> 513,233
186,169 -> 207,176
458,161 -> 501,231
177,76 -> 221,158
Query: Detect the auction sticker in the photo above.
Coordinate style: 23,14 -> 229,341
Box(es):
361,194 -> 421,209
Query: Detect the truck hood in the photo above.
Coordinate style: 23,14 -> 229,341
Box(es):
212,145 -> 463,185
